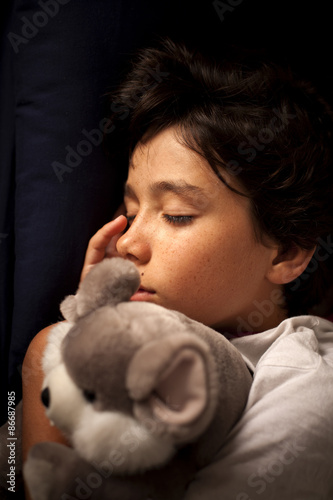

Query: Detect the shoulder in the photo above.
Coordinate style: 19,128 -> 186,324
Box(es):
258,315 -> 333,370
230,315 -> 333,370
241,316 -> 333,475
185,317 -> 333,499
231,315 -> 333,456
22,324 -> 70,462
23,325 -> 55,370
246,316 -> 333,401
23,322 -> 68,375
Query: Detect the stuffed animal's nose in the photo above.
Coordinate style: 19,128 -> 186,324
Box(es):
41,387 -> 50,408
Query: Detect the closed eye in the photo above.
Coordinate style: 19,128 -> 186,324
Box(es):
125,214 -> 194,230
163,215 -> 193,225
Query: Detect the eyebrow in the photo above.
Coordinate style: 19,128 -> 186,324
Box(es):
124,181 -> 208,207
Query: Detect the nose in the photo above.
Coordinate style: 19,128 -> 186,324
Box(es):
41,387 -> 50,408
116,216 -> 152,264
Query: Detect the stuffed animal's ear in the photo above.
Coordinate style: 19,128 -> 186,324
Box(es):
126,334 -> 219,444
60,258 -> 140,321
60,295 -> 78,322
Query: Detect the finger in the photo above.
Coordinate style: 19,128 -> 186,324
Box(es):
87,215 -> 127,256
81,215 -> 127,281
105,230 -> 124,258
113,202 -> 126,218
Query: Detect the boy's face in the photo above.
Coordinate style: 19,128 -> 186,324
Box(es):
116,127 -> 284,332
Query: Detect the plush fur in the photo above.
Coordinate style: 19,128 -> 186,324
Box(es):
24,258 -> 252,500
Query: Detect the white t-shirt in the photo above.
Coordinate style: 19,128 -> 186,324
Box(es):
185,315 -> 333,500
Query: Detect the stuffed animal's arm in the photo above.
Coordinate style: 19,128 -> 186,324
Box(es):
24,442 -> 196,500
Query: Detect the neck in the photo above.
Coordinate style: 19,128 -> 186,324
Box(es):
213,303 -> 288,336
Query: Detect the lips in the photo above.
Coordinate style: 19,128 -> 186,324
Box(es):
130,286 -> 156,302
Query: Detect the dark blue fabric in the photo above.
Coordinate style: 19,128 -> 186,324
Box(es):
0,0 -> 184,424
0,1 -> 16,424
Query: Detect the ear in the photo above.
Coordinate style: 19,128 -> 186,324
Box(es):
267,244 -> 316,285
60,295 -> 78,322
126,334 -> 218,444
60,258 -> 140,321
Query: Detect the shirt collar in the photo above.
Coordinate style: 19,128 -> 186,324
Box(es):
228,315 -> 323,371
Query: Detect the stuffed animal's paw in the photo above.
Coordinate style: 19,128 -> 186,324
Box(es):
24,442 -> 94,500
24,442 -> 194,500
23,444 -> 53,500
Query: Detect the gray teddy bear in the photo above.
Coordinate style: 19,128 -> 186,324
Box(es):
24,257 -> 252,500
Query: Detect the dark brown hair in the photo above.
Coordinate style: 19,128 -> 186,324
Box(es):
104,39 -> 333,316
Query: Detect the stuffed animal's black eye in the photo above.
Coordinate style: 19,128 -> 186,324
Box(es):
83,389 -> 96,403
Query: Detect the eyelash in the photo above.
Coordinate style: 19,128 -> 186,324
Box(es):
125,216 -> 135,231
126,215 -> 135,225
162,215 -> 193,225
125,214 -> 193,228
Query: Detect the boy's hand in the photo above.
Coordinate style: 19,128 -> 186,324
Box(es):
80,215 -> 128,283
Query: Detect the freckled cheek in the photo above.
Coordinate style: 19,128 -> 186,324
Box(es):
185,237 -> 249,298
153,239 -> 198,290
154,225 -> 243,287
165,242 -> 225,295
